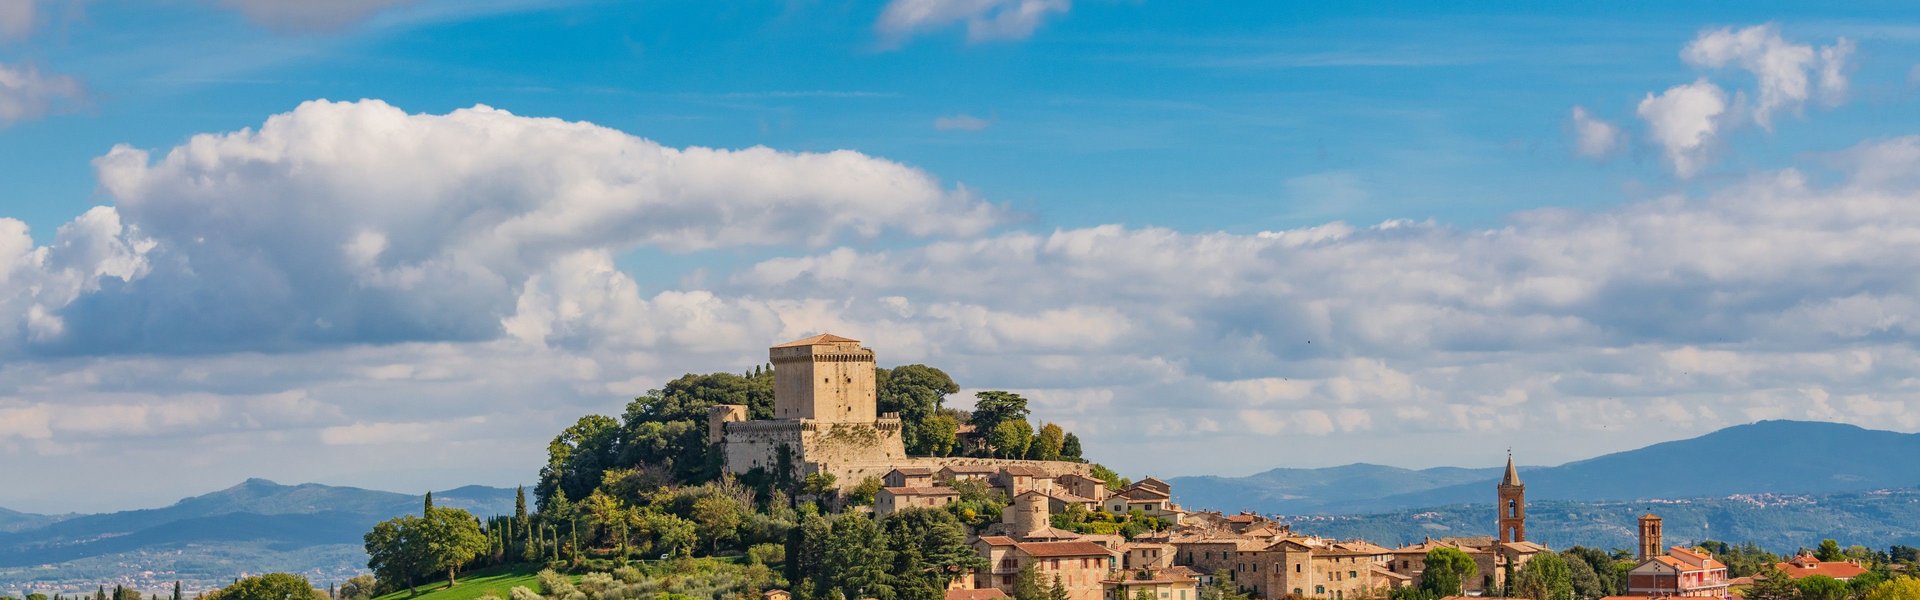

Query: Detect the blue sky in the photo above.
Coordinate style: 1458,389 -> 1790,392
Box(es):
4,0 -> 1920,512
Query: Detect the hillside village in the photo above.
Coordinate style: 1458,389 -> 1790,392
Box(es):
687,335 -> 1839,600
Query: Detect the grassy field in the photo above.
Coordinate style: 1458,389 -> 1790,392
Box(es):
371,565 -> 571,600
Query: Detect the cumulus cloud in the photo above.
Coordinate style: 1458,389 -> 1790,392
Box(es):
1681,24 -> 1841,128
876,0 -> 1070,46
16,99 -> 1920,508
0,62 -> 83,126
1636,79 -> 1728,177
1569,106 -> 1623,158
1,99 -> 1000,355
214,0 -> 418,32
933,113 -> 992,131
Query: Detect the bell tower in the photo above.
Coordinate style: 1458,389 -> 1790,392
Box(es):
1497,451 -> 1526,543
1638,513 -> 1664,561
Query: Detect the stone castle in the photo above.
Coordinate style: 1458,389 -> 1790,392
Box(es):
707,333 -> 1091,489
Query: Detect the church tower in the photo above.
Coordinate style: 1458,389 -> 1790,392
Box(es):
1638,513 -> 1664,561
1497,452 -> 1526,543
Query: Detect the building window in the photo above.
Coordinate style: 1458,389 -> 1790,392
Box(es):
1296,564 -> 1302,573
1317,586 -> 1326,595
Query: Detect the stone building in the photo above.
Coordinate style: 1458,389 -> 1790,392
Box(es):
973,537 -> 1119,600
1626,514 -> 1729,599
1104,566 -> 1200,600
1498,453 -> 1525,543
709,334 -> 1094,490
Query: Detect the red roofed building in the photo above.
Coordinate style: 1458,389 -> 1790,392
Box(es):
971,538 -> 1118,600
1772,554 -> 1870,581
1626,546 -> 1730,599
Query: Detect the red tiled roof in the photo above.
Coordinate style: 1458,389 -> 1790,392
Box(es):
1017,541 -> 1117,558
946,589 -> 1009,600
1774,560 -> 1868,580
888,467 -> 935,476
976,536 -> 1019,546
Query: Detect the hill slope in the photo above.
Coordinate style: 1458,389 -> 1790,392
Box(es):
1171,420 -> 1920,515
0,480 -> 518,595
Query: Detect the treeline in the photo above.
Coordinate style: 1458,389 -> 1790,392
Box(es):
1386,540 -> 1920,600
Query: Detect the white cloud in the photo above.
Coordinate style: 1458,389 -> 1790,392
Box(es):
214,0 -> 418,32
0,0 -> 32,40
934,113 -> 992,131
1569,106 -> 1623,158
1680,24 -> 1852,129
1636,79 -> 1728,177
0,62 -> 83,126
16,98 -> 1920,508
1,99 -> 1001,355
876,0 -> 1070,46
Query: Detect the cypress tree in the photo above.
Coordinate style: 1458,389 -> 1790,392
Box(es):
172,582 -> 181,600
424,491 -> 433,514
514,487 -> 528,525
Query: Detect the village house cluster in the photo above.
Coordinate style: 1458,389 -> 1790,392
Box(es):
727,335 -> 1771,600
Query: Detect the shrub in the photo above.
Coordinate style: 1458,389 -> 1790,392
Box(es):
509,587 -> 543,600
538,569 -> 574,596
747,543 -> 786,566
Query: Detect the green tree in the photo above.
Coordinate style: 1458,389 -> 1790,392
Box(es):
824,514 -> 895,600
790,509 -> 831,595
536,414 -> 622,510
423,491 -> 433,514
1514,552 -> 1575,600
1047,576 -> 1070,600
1060,433 -> 1084,462
1747,567 -> 1802,600
877,365 -> 961,455
919,413 -> 961,457
882,508 -> 988,596
1799,576 -> 1850,600
419,507 -> 488,586
690,493 -> 746,553
1011,563 -> 1045,600
1421,548 -> 1478,597
1866,577 -> 1920,600
338,576 -> 375,600
989,420 -> 1034,459
1089,464 -> 1128,490
642,512 -> 698,558
969,391 -> 1031,432
1562,551 -> 1605,600
514,487 -> 528,525
208,574 -> 322,600
366,515 -> 426,595
1030,423 -> 1065,461
1817,540 -> 1845,562
848,476 -> 885,507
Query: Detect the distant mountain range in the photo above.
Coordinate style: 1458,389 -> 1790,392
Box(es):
0,479 -> 518,595
1169,420 -> 1920,515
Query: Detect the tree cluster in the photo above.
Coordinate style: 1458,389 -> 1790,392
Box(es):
784,507 -> 985,600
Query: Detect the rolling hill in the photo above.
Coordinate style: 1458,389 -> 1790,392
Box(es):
0,480 -> 519,595
1169,420 -> 1920,515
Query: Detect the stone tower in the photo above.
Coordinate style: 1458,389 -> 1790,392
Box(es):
1007,490 -> 1051,539
770,334 -> 878,423
1638,513 -> 1664,561
1497,452 -> 1526,543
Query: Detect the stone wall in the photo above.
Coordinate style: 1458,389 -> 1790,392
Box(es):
817,456 -> 1094,490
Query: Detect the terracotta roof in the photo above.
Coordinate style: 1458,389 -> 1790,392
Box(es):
1115,487 -> 1172,501
1502,453 -> 1522,487
771,333 -> 861,348
882,486 -> 959,497
1337,540 -> 1393,554
1500,541 -> 1552,554
888,467 -> 935,476
1121,542 -> 1174,550
1226,514 -> 1259,523
1774,559 -> 1868,580
1022,527 -> 1085,541
946,590 -> 1010,600
1001,465 -> 1052,477
976,536 -> 1019,546
1017,541 -> 1117,558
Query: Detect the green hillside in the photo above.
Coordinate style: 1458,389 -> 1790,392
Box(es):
372,565 -> 570,600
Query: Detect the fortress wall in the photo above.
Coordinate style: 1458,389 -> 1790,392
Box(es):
818,456 -> 1094,489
